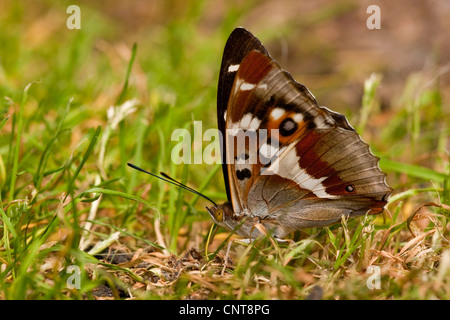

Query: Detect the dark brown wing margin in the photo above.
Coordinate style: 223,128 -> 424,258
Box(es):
217,27 -> 269,201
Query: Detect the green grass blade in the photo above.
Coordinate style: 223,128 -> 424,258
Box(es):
65,126 -> 102,201
116,43 -> 137,106
380,158 -> 447,183
8,82 -> 38,202
35,98 -> 72,189
0,114 -> 9,130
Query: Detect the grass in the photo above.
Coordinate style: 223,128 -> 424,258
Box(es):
1,1 -> 449,300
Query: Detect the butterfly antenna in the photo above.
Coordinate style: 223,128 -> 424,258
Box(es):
159,171 -> 211,199
127,163 -> 218,207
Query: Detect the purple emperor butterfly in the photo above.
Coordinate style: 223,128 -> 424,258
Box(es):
128,27 -> 392,241
205,27 -> 392,239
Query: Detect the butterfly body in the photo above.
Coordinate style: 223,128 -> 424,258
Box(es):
207,28 -> 392,239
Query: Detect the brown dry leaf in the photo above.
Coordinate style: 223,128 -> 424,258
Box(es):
396,229 -> 436,258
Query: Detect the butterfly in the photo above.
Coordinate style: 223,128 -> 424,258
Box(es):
128,27 -> 392,241
204,27 -> 392,239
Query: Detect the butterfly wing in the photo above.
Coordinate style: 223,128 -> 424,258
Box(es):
218,28 -> 392,235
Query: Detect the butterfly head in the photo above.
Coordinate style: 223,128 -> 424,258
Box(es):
207,202 -> 262,238
206,202 -> 234,227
